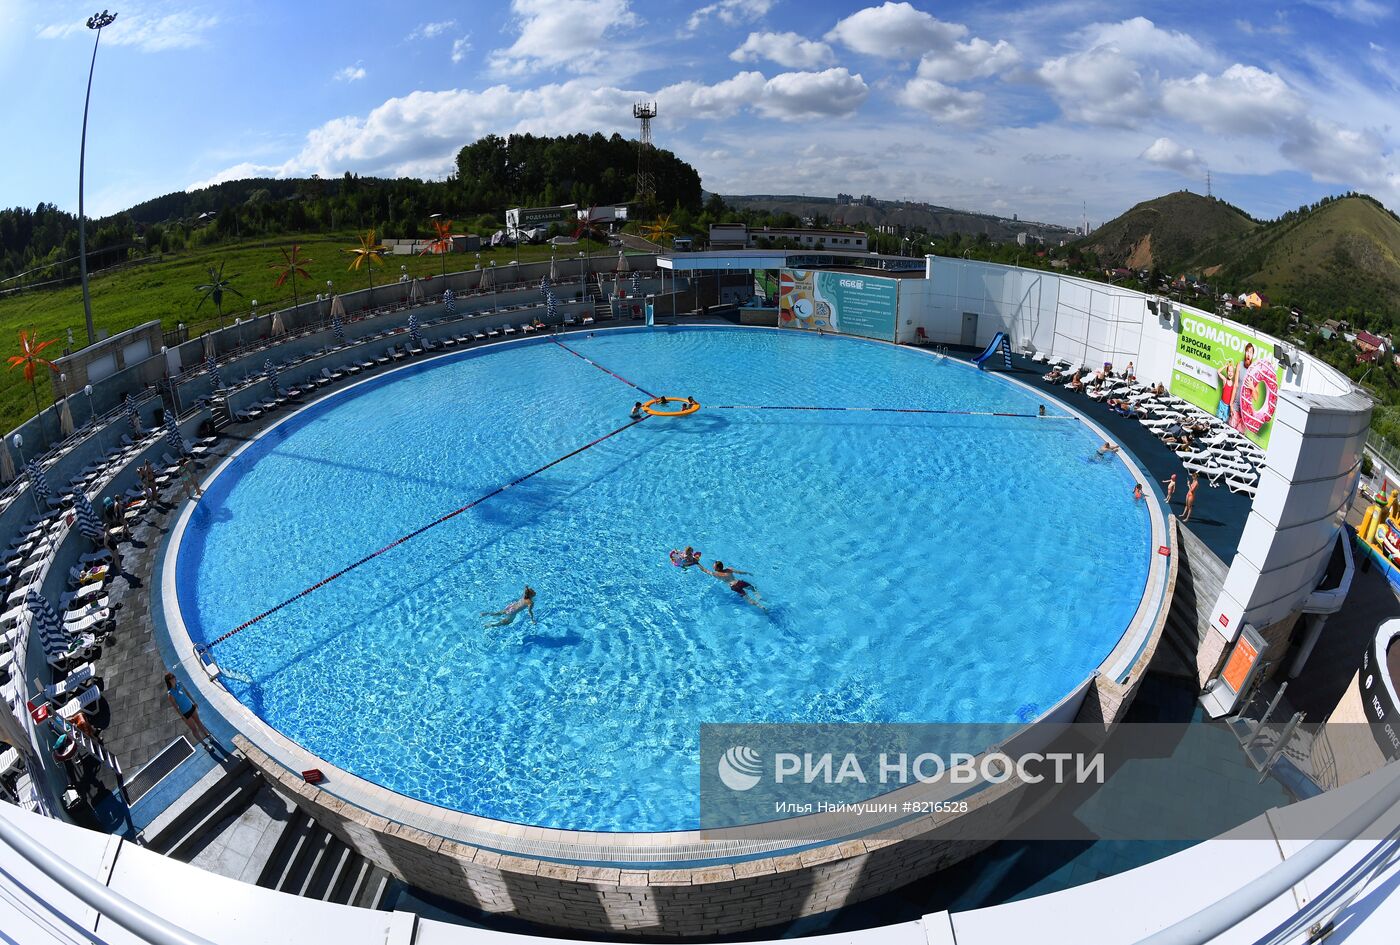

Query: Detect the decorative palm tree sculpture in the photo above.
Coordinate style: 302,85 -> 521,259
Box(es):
270,244 -> 313,313
346,230 -> 388,303
420,219 -> 454,278
642,214 -> 677,250
194,261 -> 243,329
573,206 -> 607,244
8,330 -> 60,441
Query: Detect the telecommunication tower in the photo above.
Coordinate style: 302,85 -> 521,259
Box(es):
633,101 -> 658,208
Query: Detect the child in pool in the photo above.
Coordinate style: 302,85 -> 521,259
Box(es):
669,547 -> 701,568
482,587 -> 537,627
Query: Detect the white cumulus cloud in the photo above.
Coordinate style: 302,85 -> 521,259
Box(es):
1162,65 -> 1305,136
825,2 -> 966,59
1140,137 -> 1205,174
912,37 -> 1019,82
334,64 -> 366,82
730,31 -> 834,69
897,77 -> 985,124
661,69 -> 869,121
1037,45 -> 1151,125
452,36 -> 472,64
489,0 -> 638,74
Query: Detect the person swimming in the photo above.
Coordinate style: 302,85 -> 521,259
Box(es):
700,560 -> 766,610
630,402 -> 643,419
1096,441 -> 1120,458
669,546 -> 701,568
482,586 -> 537,627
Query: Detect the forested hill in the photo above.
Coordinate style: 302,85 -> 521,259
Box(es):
0,132 -> 703,284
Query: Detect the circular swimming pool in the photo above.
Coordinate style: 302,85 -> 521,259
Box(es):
170,326 -> 1153,832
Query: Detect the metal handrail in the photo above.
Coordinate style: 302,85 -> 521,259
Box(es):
0,808 -> 218,945
1135,764 -> 1400,944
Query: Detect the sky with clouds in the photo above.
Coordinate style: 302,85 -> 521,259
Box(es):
2,0 -> 1397,227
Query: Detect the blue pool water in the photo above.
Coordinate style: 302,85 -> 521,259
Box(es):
174,327 -> 1152,832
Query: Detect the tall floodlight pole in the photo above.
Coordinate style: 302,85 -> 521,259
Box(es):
77,10 -> 118,346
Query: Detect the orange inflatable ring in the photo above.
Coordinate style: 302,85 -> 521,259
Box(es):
643,397 -> 700,417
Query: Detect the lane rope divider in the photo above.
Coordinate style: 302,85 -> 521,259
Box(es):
196,415 -> 649,656
551,338 -> 658,399
711,404 -> 1076,419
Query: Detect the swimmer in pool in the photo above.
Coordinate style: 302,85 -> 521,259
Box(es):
700,560 -> 766,610
630,401 -> 643,419
670,546 -> 701,568
482,586 -> 537,627
1096,441 -> 1121,458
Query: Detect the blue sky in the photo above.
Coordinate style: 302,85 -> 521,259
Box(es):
2,0 -> 1396,227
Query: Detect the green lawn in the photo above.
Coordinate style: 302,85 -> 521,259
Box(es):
0,233 -> 613,434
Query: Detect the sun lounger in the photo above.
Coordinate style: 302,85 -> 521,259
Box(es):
65,608 -> 113,637
65,596 -> 110,622
58,683 -> 102,720
60,582 -> 106,609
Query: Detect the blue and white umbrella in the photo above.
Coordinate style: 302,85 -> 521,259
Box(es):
205,355 -> 223,391
631,272 -> 641,298
332,313 -> 345,344
163,411 -> 189,457
25,458 -> 49,505
123,394 -> 140,432
26,589 -> 73,661
264,359 -> 280,397
546,290 -> 559,324
443,288 -> 456,315
71,491 -> 104,544
408,311 -> 422,348
539,276 -> 551,297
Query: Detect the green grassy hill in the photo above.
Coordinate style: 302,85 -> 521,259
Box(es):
0,233 -> 595,434
1185,195 -> 1400,320
1080,191 -> 1258,271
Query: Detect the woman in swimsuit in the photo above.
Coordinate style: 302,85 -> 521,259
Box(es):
483,586 -> 537,627
1180,473 -> 1200,522
701,561 -> 766,610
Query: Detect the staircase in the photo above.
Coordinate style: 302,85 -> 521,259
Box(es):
209,393 -> 235,431
1160,527 -> 1231,679
143,766 -> 395,911
252,799 -> 396,909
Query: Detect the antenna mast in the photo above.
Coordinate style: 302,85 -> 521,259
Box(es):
633,101 -> 657,210
1206,169 -> 1213,198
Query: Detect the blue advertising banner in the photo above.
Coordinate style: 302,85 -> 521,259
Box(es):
778,269 -> 898,341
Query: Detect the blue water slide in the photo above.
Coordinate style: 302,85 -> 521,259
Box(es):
972,331 -> 1013,370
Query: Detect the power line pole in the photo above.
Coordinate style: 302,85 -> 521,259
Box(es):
633,102 -> 657,212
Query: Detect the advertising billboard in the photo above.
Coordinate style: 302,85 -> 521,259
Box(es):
505,204 -> 578,231
777,269 -> 898,341
1171,312 -> 1283,450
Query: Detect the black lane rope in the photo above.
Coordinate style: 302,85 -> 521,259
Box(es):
197,415 -> 649,655
551,338 -> 658,399
711,404 -> 1076,419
